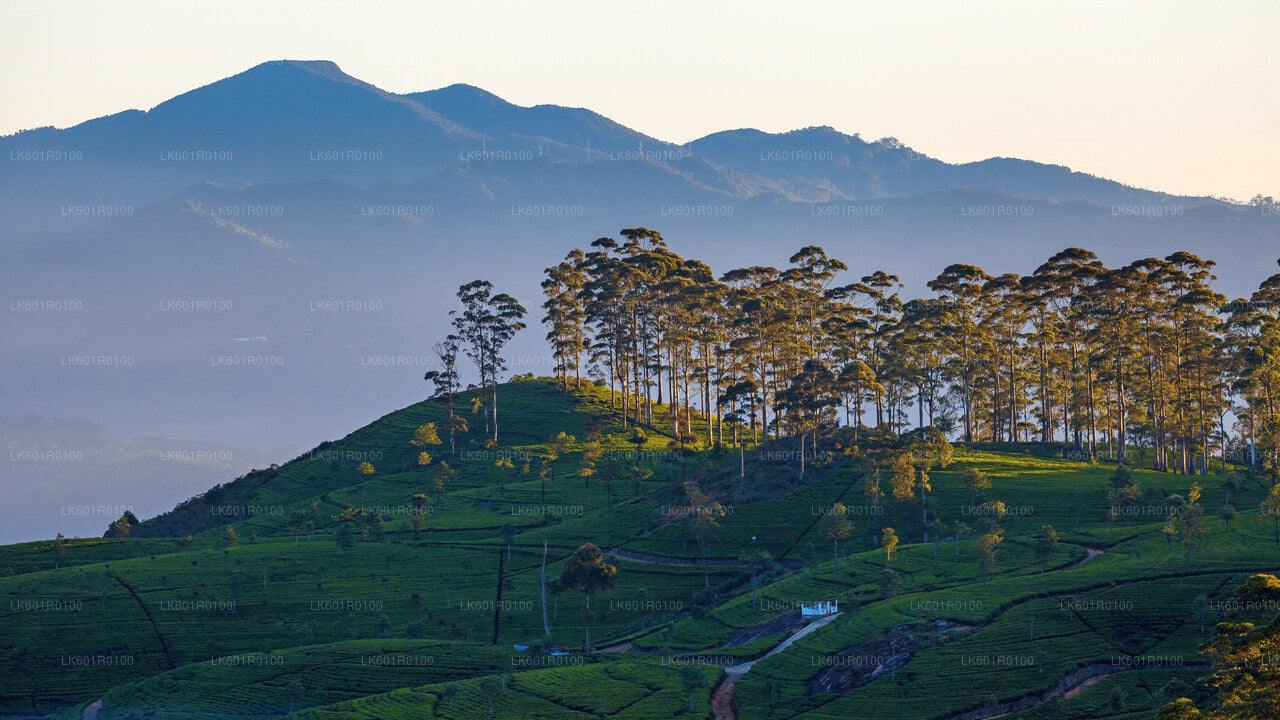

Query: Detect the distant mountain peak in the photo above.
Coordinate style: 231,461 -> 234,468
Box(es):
198,59 -> 381,96
264,59 -> 345,74
422,83 -> 515,108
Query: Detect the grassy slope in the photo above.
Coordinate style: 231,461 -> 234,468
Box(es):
2,378 -> 1276,719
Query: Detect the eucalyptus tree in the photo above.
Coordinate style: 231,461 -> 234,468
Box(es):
541,249 -> 588,391
721,265 -> 784,439
424,334 -> 463,452
927,264 -> 992,441
1224,262 -> 1280,469
895,298 -> 947,431
1030,249 -> 1107,453
862,271 -> 904,429
451,280 -> 527,444
1167,252 -> 1228,474
720,379 -> 757,490
784,245 -> 848,362
776,359 -> 839,477
1075,263 -> 1146,463
981,273 -> 1030,442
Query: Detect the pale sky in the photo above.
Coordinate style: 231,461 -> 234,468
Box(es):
2,0 -> 1276,200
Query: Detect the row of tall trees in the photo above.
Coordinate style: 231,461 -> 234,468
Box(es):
540,230 -> 1280,473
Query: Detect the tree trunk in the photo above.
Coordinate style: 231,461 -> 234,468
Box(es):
583,592 -> 591,651
541,539 -> 551,637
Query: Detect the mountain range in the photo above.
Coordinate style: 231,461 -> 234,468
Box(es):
2,59 -> 1225,234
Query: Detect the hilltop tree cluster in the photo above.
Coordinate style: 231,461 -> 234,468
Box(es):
540,229 -> 1280,473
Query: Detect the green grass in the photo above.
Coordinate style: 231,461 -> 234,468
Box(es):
292,658 -> 722,720
3,378 -> 1278,719
50,640 -> 520,720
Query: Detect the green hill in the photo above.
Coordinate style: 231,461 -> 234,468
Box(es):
3,378 -> 1277,719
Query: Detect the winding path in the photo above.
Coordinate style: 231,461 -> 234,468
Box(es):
706,545 -> 1102,719
711,612 -> 843,720
318,492 -> 346,509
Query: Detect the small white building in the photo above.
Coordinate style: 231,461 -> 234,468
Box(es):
801,599 -> 838,617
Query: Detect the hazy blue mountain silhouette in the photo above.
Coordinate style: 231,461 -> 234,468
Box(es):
1,60 -> 1217,236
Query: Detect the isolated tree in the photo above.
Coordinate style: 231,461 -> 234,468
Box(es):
738,549 -> 773,610
305,503 -> 318,541
953,521 -> 970,561
579,440 -> 602,487
42,534 -> 63,570
1071,491 -> 1086,527
881,527 -> 899,565
289,510 -> 311,545
599,457 -> 622,504
902,427 -> 950,539
495,456 -> 513,493
411,423 -> 442,449
976,532 -> 1002,586
683,481 -> 726,586
285,678 -> 305,713
926,518 -> 944,560
500,522 -> 516,562
227,570 -> 243,614
880,567 -> 903,605
543,432 -> 575,499
433,462 -> 453,506
559,543 -> 617,651
354,509 -> 384,541
331,508 -> 357,551
964,467 -> 991,502
1163,513 -> 1179,549
478,675 -> 506,715
439,682 -> 460,710
1034,525 -> 1058,574
410,493 -> 429,536
818,503 -> 852,580
975,501 -> 1005,585
1179,482 -> 1205,559
1107,472 -> 1142,530
678,663 -> 707,712
889,453 -> 916,508
1223,475 -> 1241,507
1220,504 -> 1238,532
